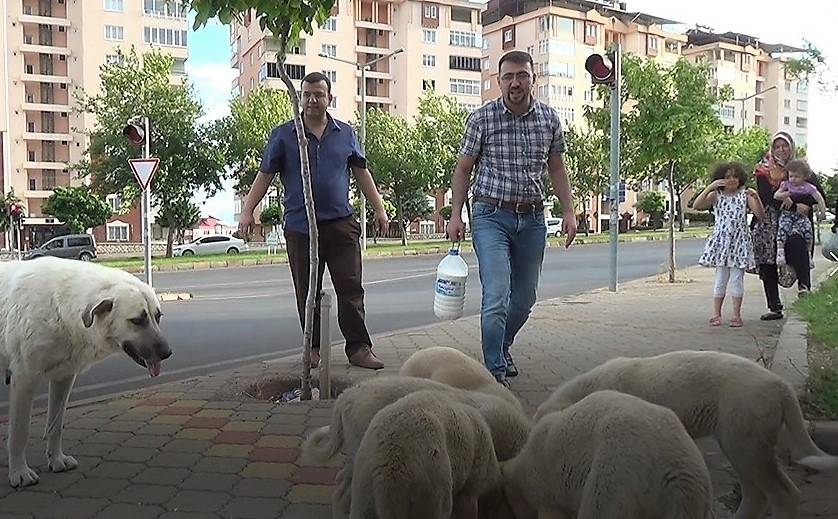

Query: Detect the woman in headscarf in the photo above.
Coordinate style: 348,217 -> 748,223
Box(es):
752,131 -> 825,320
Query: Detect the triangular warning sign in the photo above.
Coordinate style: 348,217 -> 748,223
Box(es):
128,158 -> 159,190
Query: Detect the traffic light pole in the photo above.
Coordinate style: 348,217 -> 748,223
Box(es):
607,43 -> 621,293
141,116 -> 152,288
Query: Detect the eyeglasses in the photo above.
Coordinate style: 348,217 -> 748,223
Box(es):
499,71 -> 532,83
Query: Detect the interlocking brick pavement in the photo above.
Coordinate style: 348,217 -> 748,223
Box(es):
0,263 -> 836,518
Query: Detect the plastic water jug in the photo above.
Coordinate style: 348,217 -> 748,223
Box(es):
434,247 -> 469,320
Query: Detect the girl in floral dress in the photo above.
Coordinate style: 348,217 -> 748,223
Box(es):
693,162 -> 765,327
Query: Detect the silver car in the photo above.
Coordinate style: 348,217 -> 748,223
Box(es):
172,235 -> 249,256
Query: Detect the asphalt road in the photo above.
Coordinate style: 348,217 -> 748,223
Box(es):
0,238 -> 705,412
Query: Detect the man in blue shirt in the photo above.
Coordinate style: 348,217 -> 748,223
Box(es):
239,72 -> 389,370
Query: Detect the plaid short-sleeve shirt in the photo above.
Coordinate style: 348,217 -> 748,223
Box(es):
459,97 -> 566,203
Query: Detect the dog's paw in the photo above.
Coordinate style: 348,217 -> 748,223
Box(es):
9,465 -> 39,488
47,453 -> 78,473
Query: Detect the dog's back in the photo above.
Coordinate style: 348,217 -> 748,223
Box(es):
351,391 -> 499,519
505,390 -> 711,519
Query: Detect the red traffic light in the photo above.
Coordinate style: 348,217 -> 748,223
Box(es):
123,124 -> 145,145
585,53 -> 616,85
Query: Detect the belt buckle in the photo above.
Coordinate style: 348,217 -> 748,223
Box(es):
514,202 -> 534,214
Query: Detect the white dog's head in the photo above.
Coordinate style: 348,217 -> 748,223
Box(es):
82,280 -> 172,377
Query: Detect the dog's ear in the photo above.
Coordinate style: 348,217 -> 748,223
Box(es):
82,298 -> 114,328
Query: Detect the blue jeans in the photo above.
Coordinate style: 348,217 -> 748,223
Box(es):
471,202 -> 546,376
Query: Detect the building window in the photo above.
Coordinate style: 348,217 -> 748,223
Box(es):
329,96 -> 337,109
143,27 -> 188,47
422,79 -> 436,91
143,0 -> 187,19
503,29 -> 513,42
104,0 -> 124,12
796,99 -> 808,112
324,70 -> 337,83
449,78 -> 480,96
449,55 -> 480,72
797,81 -> 808,94
43,170 -> 56,189
321,44 -> 337,57
449,30 -> 478,47
422,29 -> 436,43
483,79 -> 491,91
321,17 -> 337,31
105,54 -> 123,64
104,25 -> 124,41
450,6 -> 472,23
107,222 -> 129,242
260,62 -> 306,81
424,4 -> 437,18
422,54 -> 436,67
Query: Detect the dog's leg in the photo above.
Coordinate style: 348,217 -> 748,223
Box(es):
7,374 -> 40,487
44,375 -> 78,473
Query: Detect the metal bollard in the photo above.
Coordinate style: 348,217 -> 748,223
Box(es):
318,290 -> 332,399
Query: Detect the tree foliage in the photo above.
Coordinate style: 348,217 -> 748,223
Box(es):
562,124 -> 608,234
189,0 -> 336,401
259,203 -> 284,228
42,186 -> 112,234
214,86 -> 293,194
588,55 -> 724,282
158,197 -> 201,245
1,191 -> 23,234
411,90 -> 470,190
71,47 -> 225,254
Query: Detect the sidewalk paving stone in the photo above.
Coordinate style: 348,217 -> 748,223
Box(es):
0,262 -> 835,518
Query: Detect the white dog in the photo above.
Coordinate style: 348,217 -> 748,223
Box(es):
500,390 -> 712,519
399,346 -> 523,412
349,390 -> 500,519
534,350 -> 838,519
300,375 -> 531,518
0,257 -> 172,487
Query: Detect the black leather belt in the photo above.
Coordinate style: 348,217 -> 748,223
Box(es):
474,196 -> 544,214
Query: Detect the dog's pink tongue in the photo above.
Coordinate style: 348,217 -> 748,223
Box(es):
147,361 -> 162,377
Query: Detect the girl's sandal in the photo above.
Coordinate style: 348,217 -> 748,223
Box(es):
729,317 -> 743,328
709,316 -> 722,326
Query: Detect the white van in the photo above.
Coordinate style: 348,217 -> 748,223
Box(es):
545,217 -> 563,237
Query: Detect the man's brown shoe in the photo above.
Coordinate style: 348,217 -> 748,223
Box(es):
309,348 -> 321,369
349,346 -> 384,370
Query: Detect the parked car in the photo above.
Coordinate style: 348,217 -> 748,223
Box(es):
23,234 -> 97,261
172,234 -> 248,256
545,217 -> 563,237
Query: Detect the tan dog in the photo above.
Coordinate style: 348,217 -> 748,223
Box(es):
501,390 -> 712,519
299,375 -> 531,518
534,350 -> 838,519
0,257 -> 172,487
399,346 -> 523,411
349,390 -> 500,519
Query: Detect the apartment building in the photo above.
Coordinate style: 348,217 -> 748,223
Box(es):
0,0 -> 188,249
681,29 -> 809,145
480,0 -> 810,232
229,0 -> 484,230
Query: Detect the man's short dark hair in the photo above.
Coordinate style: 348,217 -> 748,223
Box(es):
302,71 -> 331,93
709,161 -> 748,188
498,50 -> 533,72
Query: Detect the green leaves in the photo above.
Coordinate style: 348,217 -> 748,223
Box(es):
212,86 -> 293,194
562,124 -> 609,207
42,186 -> 112,234
259,203 -> 284,227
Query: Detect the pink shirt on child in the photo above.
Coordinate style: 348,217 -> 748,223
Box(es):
779,180 -> 818,197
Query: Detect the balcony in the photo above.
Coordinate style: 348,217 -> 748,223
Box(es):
22,131 -> 73,142
24,160 -> 69,171
24,189 -> 56,199
22,102 -> 71,113
21,73 -> 71,85
355,94 -> 391,104
19,14 -> 70,28
355,19 -> 391,32
356,68 -> 393,81
20,43 -> 70,56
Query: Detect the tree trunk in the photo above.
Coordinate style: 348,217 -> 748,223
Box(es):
397,196 -> 406,246
277,57 -> 316,401
667,161 -> 677,283
677,189 -> 686,232
581,199 -> 589,236
165,215 -> 175,258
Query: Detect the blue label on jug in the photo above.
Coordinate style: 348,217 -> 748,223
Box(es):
435,277 -> 464,297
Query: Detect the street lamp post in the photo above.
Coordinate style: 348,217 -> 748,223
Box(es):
733,85 -> 778,130
317,48 -> 404,250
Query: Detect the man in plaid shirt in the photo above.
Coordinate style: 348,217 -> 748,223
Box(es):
447,50 -> 577,386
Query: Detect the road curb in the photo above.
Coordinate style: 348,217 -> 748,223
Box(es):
156,291 -> 193,302
109,232 -> 712,274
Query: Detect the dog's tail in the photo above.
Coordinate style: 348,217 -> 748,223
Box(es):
781,383 -> 838,473
300,411 -> 344,463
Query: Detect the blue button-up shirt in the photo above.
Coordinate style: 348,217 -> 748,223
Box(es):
259,114 -> 365,233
